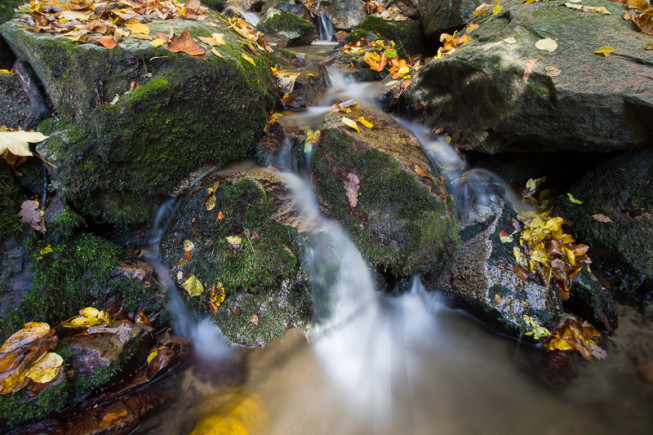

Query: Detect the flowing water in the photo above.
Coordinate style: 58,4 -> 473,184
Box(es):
139,48 -> 653,434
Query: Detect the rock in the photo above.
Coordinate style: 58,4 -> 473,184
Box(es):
419,0 -> 485,38
257,9 -> 316,47
0,17 -> 276,225
0,0 -> 21,25
66,322 -> 153,378
347,15 -> 427,56
324,0 -> 367,30
436,201 -> 563,337
558,151 -> 653,280
0,72 -> 30,129
261,1 -> 313,21
279,62 -> 331,110
403,0 -> 653,154
390,0 -> 421,20
312,106 -> 460,279
160,168 -> 312,347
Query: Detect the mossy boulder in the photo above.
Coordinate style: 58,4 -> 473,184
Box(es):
558,151 -> 653,280
0,72 -> 30,130
312,106 -> 460,279
348,15 -> 427,56
324,0 -> 366,30
403,0 -> 653,153
0,17 -> 276,225
160,168 -> 312,347
256,9 -> 316,47
419,0 -> 485,38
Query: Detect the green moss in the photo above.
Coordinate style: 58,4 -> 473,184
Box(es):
0,0 -> 22,25
256,11 -> 314,35
354,15 -> 427,56
313,129 -> 459,278
0,166 -> 23,243
0,381 -> 70,426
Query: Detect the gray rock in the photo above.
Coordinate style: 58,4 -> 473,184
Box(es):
257,8 -> 316,47
324,0 -> 367,30
420,0 -> 485,38
403,0 -> 653,154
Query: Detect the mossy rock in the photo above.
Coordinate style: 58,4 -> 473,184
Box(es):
0,17 -> 276,225
256,9 -> 316,47
160,168 -> 312,347
312,106 -> 460,279
0,162 -> 23,244
0,0 -> 22,25
350,15 -> 427,56
557,151 -> 653,280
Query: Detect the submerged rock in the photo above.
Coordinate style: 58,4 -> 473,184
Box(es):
0,17 -> 276,225
403,0 -> 653,154
257,8 -> 316,47
161,168 -> 312,347
312,106 -> 460,279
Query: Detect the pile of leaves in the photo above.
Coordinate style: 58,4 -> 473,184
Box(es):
543,317 -> 606,360
616,0 -> 653,35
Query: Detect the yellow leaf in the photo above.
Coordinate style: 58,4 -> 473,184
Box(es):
182,275 -> 205,297
341,117 -> 360,133
530,249 -> 549,264
594,46 -> 615,56
545,336 -> 575,351
242,53 -> 256,66
535,37 -> 558,52
0,69 -> 14,76
523,315 -> 551,340
205,193 -> 216,211
211,48 -> 224,58
466,23 -> 479,33
226,235 -> 242,246
25,352 -> 63,383
126,21 -> 150,35
562,246 -> 576,266
79,307 -> 100,318
493,4 -> 503,14
183,240 -> 195,251
567,193 -> 582,204
357,117 -> 373,128
147,346 -> 164,364
150,38 -> 166,47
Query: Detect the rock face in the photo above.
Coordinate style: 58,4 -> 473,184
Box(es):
558,151 -> 653,280
349,15 -> 427,56
324,0 -> 367,30
312,106 -> 460,279
257,8 -> 316,46
0,73 -> 30,129
420,0 -> 485,38
161,168 -> 312,347
0,17 -> 276,224
404,0 -> 653,154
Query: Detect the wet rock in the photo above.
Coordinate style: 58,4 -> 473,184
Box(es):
0,17 -> 276,225
403,0 -> 653,154
420,0 -> 485,38
435,200 -> 563,337
261,1 -> 312,21
280,62 -> 331,110
347,15 -> 427,56
324,0 -> 367,30
0,72 -> 30,130
557,151 -> 653,280
161,168 -> 312,347
312,106 -> 460,279
66,322 -> 152,378
391,0 -> 420,20
257,9 -> 316,47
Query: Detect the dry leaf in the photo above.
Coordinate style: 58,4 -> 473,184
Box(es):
226,235 -> 242,247
341,117 -> 359,132
493,4 -> 503,14
182,275 -> 204,297
523,58 -> 539,83
242,53 -> 256,66
250,314 -> 259,325
357,117 -> 373,128
96,36 -> 117,49
545,66 -> 562,77
591,213 -> 612,223
211,47 -> 224,58
414,165 -> 436,182
25,352 -> 63,384
169,29 -> 205,56
18,200 -> 45,234
594,46 -> 615,56
344,173 -> 360,208
535,38 -> 557,52
0,131 -> 46,164
183,240 -> 195,251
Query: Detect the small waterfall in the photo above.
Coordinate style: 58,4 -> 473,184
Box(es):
317,11 -> 335,42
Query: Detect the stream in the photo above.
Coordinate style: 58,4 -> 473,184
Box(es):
138,43 -> 653,435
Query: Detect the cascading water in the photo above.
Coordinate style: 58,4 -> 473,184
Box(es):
317,11 -> 336,42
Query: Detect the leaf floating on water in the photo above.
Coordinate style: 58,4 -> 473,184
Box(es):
25,352 -> 63,384
535,38 -> 558,52
357,117 -> 374,128
592,213 -> 612,223
182,275 -> 205,297
594,46 -> 615,57
341,117 -> 360,133
567,193 -> 583,204
242,53 -> 256,66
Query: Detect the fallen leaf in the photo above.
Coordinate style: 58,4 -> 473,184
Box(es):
535,38 -> 557,52
341,117 -> 360,133
499,230 -> 514,243
18,200 -> 46,234
242,53 -> 256,66
96,36 -> 117,49
226,235 -> 242,247
493,4 -> 503,14
567,193 -> 583,204
211,48 -> 224,58
414,165 -> 436,182
100,408 -> 129,428
150,38 -> 166,47
523,58 -> 538,83
591,213 -> 612,223
218,211 -> 224,220
623,11 -> 634,20
357,117 -> 373,128
545,66 -> 562,76
250,314 -> 259,325
344,173 -> 360,208
504,36 -> 517,44
205,194 -> 216,211
183,240 -> 195,251
523,315 -> 551,340
209,283 -> 226,314
0,131 -> 46,163
25,352 -> 63,383
126,20 -> 150,35
0,69 -> 14,75
634,11 -> 653,35
182,275 -> 204,297
594,46 -> 615,56
169,29 -> 205,56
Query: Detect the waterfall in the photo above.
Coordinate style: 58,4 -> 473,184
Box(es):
317,11 -> 335,42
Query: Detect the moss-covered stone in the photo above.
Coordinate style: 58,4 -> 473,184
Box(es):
0,17 -> 276,225
352,15 -> 427,56
0,379 -> 69,426
0,163 -> 23,244
161,169 -> 311,346
256,9 -> 316,47
312,107 -> 459,279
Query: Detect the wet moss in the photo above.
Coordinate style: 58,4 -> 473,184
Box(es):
0,0 -> 22,25
313,129 -> 460,278
0,380 -> 70,426
567,266 -> 618,331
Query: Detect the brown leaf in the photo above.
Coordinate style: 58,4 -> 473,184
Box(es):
414,165 -> 436,182
591,213 -> 613,223
523,58 -> 538,83
250,314 -> 259,325
96,36 -> 117,49
513,264 -> 530,281
344,173 -> 360,208
168,29 -> 206,56
100,408 -> 129,428
18,200 -> 45,234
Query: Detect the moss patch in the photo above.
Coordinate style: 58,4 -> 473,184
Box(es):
0,164 -> 23,243
353,15 -> 427,56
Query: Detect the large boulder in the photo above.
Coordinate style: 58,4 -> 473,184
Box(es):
312,106 -> 460,279
347,14 -> 427,56
160,168 -> 312,347
257,8 -> 316,47
420,0 -> 485,38
558,151 -> 653,280
403,0 -> 653,154
0,17 -> 276,224
324,0 -> 367,30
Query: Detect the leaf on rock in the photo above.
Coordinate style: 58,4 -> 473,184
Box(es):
126,20 -> 150,35
18,200 -> 46,234
594,46 -> 615,56
545,66 -> 562,77
591,213 -> 612,223
150,38 -> 166,47
504,36 -> 517,44
567,193 -> 583,204
1,131 -> 46,163
634,11 -> 653,34
493,4 -> 503,14
344,173 -> 360,208
183,240 -> 195,251
96,36 -> 117,49
199,33 -> 226,46
226,235 -> 242,247
100,408 -> 129,428
242,53 -> 256,66
357,117 -> 374,128
523,58 -> 538,83
499,230 -> 514,243
414,165 -> 436,182
209,283 -> 226,314
211,48 -> 224,58
169,29 -> 206,56
25,352 -> 63,384
182,275 -> 205,297
535,38 -> 558,52
342,117 -> 360,132
523,315 -> 551,340
0,69 -> 14,76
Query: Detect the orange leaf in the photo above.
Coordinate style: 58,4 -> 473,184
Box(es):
168,29 -> 205,56
414,165 -> 436,182
523,58 -> 538,83
96,36 -> 116,49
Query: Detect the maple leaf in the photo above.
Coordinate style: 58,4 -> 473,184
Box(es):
1,131 -> 47,165
18,200 -> 46,234
168,29 -> 205,56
